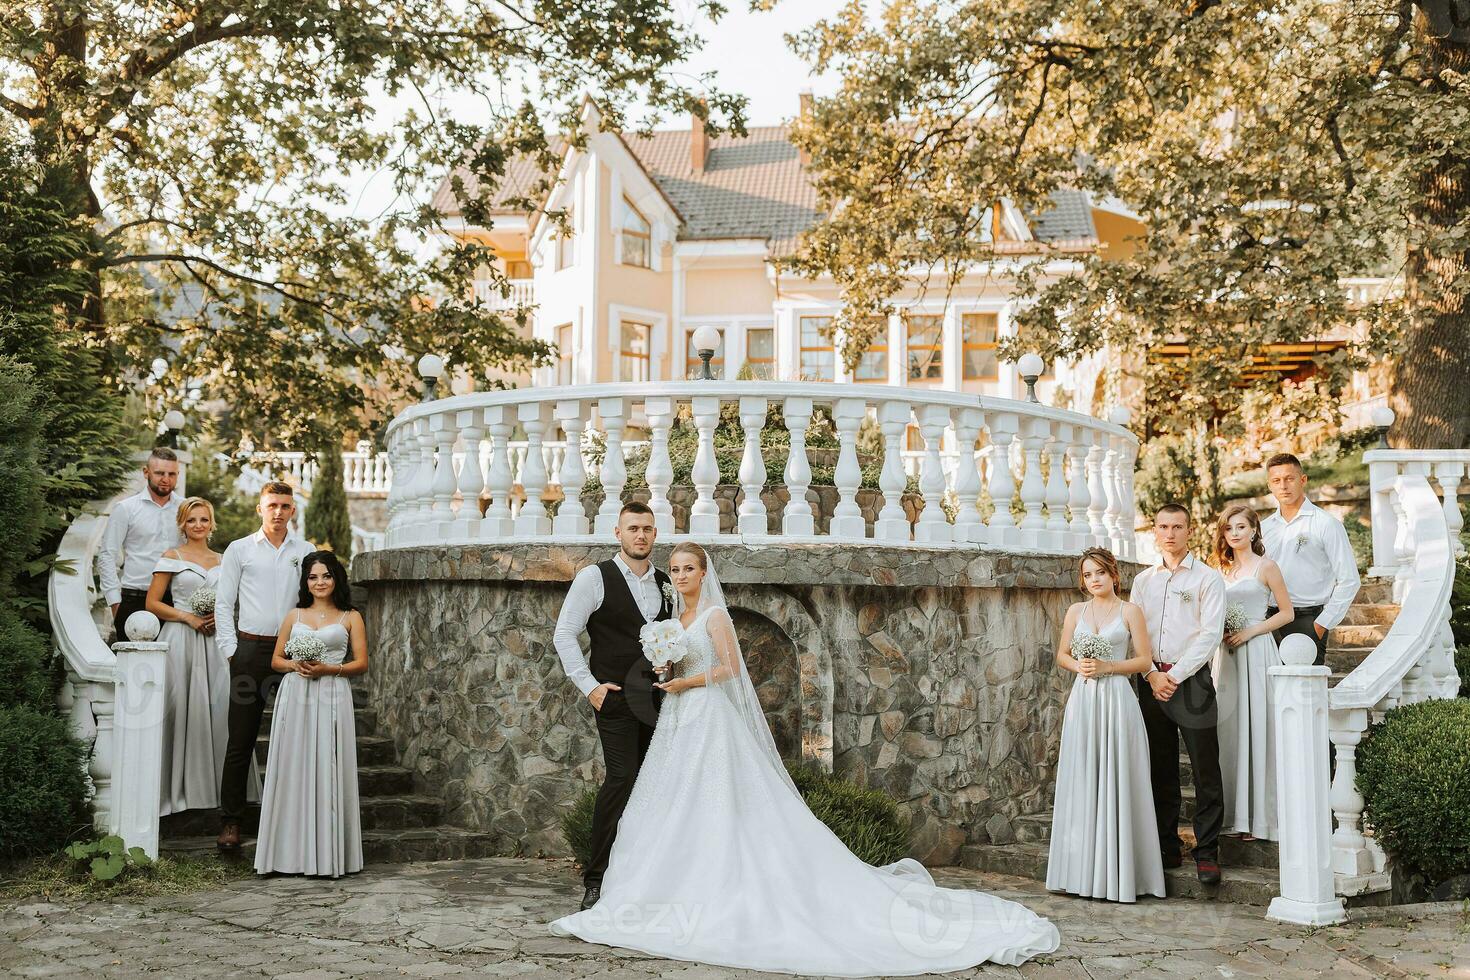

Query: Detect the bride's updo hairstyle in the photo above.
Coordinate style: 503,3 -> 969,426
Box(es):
669,541 -> 708,571
1077,547 -> 1120,595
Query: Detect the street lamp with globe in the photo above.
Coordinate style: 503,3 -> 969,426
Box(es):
692,324 -> 722,381
418,353 -> 445,402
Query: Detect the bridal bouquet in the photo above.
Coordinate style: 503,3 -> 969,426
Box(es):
1072,632 -> 1113,679
1224,603 -> 1251,634
640,620 -> 689,672
284,633 -> 326,663
187,587 -> 217,616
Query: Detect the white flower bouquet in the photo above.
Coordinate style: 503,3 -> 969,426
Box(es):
284,633 -> 326,663
1224,602 -> 1251,634
187,587 -> 217,616
1072,632 -> 1113,678
640,620 -> 689,672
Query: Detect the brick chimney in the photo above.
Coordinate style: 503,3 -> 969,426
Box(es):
690,111 -> 708,172
797,91 -> 813,165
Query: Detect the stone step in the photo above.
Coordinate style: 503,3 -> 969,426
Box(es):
1357,581 -> 1394,605
159,826 -> 505,865
158,791 -> 442,837
256,733 -> 398,768
260,704 -> 377,737
1328,646 -> 1376,672
1340,603 -> 1399,627
1011,813 -> 1280,870
1328,624 -> 1390,649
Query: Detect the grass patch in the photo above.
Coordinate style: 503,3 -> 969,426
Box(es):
0,851 -> 253,902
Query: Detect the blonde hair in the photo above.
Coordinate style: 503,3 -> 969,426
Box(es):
176,496 -> 215,532
669,541 -> 709,570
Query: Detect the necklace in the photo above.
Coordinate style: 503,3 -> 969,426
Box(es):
1086,597 -> 1120,631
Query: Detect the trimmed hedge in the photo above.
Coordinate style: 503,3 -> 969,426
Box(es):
1357,698 -> 1470,884
0,706 -> 91,861
560,761 -> 911,869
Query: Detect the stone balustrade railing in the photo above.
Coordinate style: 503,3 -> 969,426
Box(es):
230,443 -> 393,497
472,276 -> 536,313
1268,449 -> 1466,926
375,381 -> 1139,556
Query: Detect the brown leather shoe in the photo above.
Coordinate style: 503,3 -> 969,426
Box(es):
217,821 -> 241,851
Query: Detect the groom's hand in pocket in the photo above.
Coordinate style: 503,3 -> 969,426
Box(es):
589,682 -> 621,712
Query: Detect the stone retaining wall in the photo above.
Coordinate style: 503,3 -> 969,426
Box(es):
352,543 -> 1138,865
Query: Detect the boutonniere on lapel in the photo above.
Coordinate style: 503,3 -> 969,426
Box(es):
661,582 -> 675,607
1294,533 -> 1309,552
290,555 -> 302,570
1173,589 -> 1194,604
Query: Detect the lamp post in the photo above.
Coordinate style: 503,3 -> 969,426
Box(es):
1107,406 -> 1132,427
691,324 -> 721,381
1017,352 -> 1046,404
161,409 -> 186,449
417,353 -> 445,402
1370,405 -> 1395,450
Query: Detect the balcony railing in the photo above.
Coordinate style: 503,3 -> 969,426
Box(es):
374,381 -> 1140,556
472,277 -> 536,313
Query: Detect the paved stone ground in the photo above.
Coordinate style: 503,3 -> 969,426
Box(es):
2,857 -> 1467,979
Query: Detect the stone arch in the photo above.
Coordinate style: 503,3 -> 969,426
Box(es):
724,585 -> 835,771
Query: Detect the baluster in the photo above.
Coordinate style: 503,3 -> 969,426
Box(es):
409,420 -> 437,545
1436,460 -> 1466,557
737,396 -> 769,535
644,397 -> 675,535
1390,477 -> 1414,608
515,403 -> 553,535
1017,417 -> 1048,550
986,415 -> 1019,547
690,395 -> 722,535
782,397 -> 816,537
831,399 -> 868,540
553,400 -> 589,536
1043,422 -> 1071,549
377,452 -> 390,493
1102,436 -> 1123,554
1119,440 -> 1139,559
1366,457 -> 1401,577
1066,430 -> 1092,552
382,433 -> 404,546
1085,434 -> 1108,547
874,400 -> 911,541
89,685 -> 116,831
453,411 -> 484,540
913,404 -> 952,544
481,406 -> 516,538
429,416 -> 459,541
594,398 -> 628,535
1328,709 -> 1373,876
952,407 -> 984,545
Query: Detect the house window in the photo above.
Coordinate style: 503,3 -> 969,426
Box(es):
799,315 -> 835,381
556,323 -> 574,385
556,207 -> 575,270
906,314 -> 944,382
854,324 -> 888,383
619,320 -> 651,382
962,312 -> 1000,381
745,327 -> 775,380
621,197 -> 652,269
685,327 -> 725,379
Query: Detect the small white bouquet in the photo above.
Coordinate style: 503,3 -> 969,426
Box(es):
187,587 -> 217,616
639,620 -> 689,673
1224,602 -> 1251,634
1072,632 -> 1113,679
284,633 -> 326,663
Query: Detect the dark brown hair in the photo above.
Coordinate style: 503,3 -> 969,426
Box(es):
1078,547 -> 1121,594
1212,503 -> 1266,571
259,480 -> 294,498
619,500 -> 654,518
1266,452 -> 1303,472
147,447 -> 178,463
1154,502 -> 1190,526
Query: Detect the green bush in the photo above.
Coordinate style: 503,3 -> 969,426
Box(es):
1451,556 -> 1470,650
0,705 -> 91,861
1345,517 -> 1373,576
1357,698 -> 1470,884
1456,646 -> 1470,699
304,444 -> 353,563
0,606 -> 52,712
559,762 -> 911,869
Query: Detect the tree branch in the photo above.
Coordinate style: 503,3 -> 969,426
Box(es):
0,92 -> 37,120
101,251 -> 329,310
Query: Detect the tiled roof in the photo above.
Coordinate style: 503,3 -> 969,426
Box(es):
432,126 -> 1099,253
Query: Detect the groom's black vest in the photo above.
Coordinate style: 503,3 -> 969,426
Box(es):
586,560 -> 673,698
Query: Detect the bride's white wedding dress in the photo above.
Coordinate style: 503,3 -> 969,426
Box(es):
549,570 -> 1060,976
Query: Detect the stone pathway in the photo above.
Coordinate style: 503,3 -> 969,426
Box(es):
2,858 -> 1466,979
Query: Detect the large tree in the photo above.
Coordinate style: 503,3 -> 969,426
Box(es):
1,1 -> 745,448
787,0 -> 1469,452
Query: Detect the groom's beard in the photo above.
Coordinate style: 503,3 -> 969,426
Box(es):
622,542 -> 653,562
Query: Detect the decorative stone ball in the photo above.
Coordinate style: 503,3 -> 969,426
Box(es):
1279,633 -> 1317,666
124,610 -> 161,642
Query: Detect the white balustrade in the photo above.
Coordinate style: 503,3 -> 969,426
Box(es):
367,381 -> 1136,553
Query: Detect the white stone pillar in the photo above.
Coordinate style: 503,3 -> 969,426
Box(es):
689,395 -> 722,535
913,404 -> 952,544
408,421 -> 436,545
1435,460 -> 1466,557
1065,430 -> 1091,551
553,400 -> 589,536
1366,456 -> 1401,577
830,399 -> 868,540
987,414 -> 1020,548
1266,633 -> 1346,926
454,411 -> 484,541
874,400 -> 911,541
644,397 -> 676,535
1017,416 -> 1048,549
782,396 -> 816,536
737,396 -> 769,536
481,406 -> 516,539
429,415 -> 458,541
515,402 -> 553,536
595,398 -> 628,535
1328,707 -> 1373,877
1043,422 -> 1071,549
952,407 -> 985,545
1085,436 -> 1108,547
110,630 -> 168,859
1102,436 -> 1123,553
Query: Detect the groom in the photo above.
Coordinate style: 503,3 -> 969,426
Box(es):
553,501 -> 674,911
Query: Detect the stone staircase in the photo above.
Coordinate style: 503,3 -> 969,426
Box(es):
959,580 -> 1398,906
159,680 -> 502,863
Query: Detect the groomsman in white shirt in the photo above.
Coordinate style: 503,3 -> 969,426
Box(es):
1131,503 -> 1228,885
1261,453 -> 1360,667
97,448 -> 182,638
213,481 -> 315,851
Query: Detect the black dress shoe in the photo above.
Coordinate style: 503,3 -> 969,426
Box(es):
580,884 -> 601,911
1196,858 -> 1222,885
1162,852 -> 1183,870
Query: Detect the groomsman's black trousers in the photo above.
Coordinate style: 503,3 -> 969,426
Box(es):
1136,672 -> 1225,864
220,635 -> 283,825
585,689 -> 658,887
1269,604 -> 1328,667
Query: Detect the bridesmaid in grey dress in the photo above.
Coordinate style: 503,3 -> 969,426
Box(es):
1210,505 -> 1294,841
145,497 -> 260,814
255,550 -> 366,877
1047,548 -> 1167,903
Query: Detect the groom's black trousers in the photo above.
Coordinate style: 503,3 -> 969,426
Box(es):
585,689 -> 657,886
1137,671 -> 1225,863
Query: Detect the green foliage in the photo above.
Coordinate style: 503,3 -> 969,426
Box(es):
63,835 -> 153,883
560,762 -> 912,869
1456,647 -> 1470,700
1357,698 -> 1470,884
180,450 -> 263,549
304,445 -> 353,564
0,706 -> 91,861
0,606 -> 52,712
1452,556 -> 1470,651
1,851 -> 251,901
0,356 -> 51,608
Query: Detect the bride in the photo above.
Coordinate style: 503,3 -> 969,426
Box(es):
549,542 -> 1061,975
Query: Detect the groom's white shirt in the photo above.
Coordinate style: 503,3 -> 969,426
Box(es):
1131,552 -> 1226,684
554,554 -> 663,698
